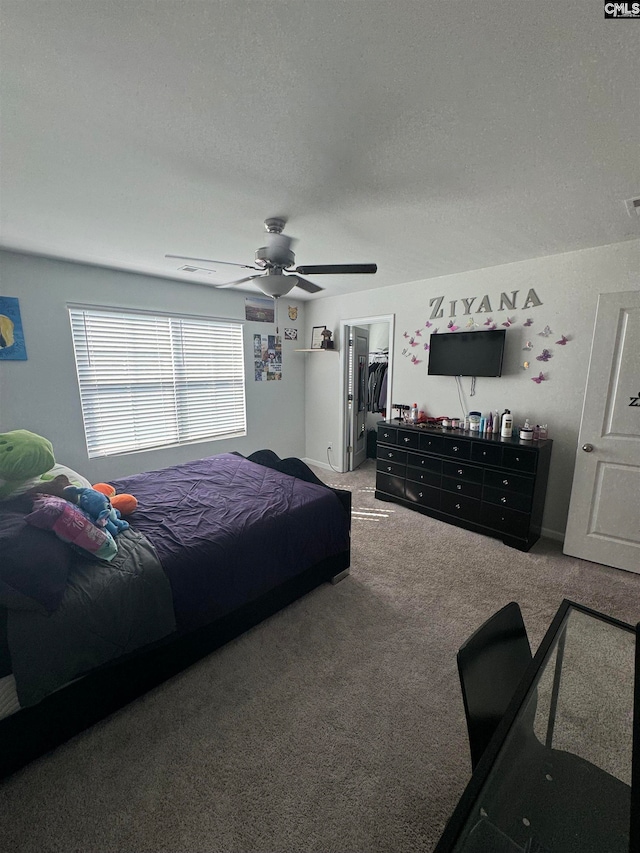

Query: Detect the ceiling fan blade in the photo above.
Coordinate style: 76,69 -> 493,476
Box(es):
166,254 -> 259,270
293,264 -> 377,275
291,275 -> 324,294
217,274 -> 265,288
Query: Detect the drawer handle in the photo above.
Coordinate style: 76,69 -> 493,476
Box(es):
387,466 -> 392,472
419,491 -> 423,498
515,456 -> 520,462
482,451 -> 487,456
501,497 -> 507,503
456,484 -> 462,490
383,433 -> 389,438
453,446 -> 459,452
404,437 -> 410,443
503,479 -> 509,485
458,468 -> 463,475
455,503 -> 461,509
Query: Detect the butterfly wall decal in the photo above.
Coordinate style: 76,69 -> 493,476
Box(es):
423,342 -> 430,351
523,341 -> 533,350
556,335 -> 569,345
484,317 -> 494,326
539,325 -> 552,337
410,355 -> 421,365
532,372 -> 546,384
409,337 -> 419,347
502,317 -> 515,327
466,318 -> 477,329
447,321 -> 459,331
403,331 -> 410,338
523,318 -> 533,327
536,349 -> 553,362
486,323 -> 497,331
425,321 -> 433,328
414,329 -> 422,336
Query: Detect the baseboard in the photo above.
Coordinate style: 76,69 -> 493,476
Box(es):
541,526 -> 564,543
302,457 -> 334,472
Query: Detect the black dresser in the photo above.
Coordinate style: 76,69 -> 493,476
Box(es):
375,421 -> 552,551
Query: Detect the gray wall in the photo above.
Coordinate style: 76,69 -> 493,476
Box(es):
0,250 -> 306,483
303,239 -> 640,539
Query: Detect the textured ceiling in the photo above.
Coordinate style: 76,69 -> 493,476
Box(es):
1,1 -> 638,299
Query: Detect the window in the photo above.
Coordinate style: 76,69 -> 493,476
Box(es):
69,306 -> 246,458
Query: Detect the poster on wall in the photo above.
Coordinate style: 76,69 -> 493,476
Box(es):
245,296 -> 275,323
254,333 -> 282,381
0,297 -> 27,361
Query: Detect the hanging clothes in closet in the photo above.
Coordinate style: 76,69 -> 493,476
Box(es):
368,353 -> 388,416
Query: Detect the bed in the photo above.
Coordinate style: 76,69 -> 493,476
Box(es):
0,451 -> 351,778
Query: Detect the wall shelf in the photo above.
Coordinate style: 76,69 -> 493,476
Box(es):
294,348 -> 339,353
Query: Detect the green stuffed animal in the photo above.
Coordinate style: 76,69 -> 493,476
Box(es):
0,429 -> 56,500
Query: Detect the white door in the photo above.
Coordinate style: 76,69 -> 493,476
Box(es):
347,326 -> 369,470
563,290 -> 640,573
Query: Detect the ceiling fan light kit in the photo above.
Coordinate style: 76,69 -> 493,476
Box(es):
166,218 -> 378,299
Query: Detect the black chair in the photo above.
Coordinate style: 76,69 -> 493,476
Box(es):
456,603 -> 632,851
457,601 -> 532,769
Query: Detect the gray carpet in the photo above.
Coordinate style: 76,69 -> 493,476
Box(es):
1,459 -> 638,852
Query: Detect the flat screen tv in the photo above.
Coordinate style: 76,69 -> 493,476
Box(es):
427,329 -> 506,377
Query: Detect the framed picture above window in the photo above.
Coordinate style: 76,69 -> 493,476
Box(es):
311,326 -> 326,350
68,306 -> 247,458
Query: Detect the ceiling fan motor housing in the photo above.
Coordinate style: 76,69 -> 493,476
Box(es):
255,241 -> 295,269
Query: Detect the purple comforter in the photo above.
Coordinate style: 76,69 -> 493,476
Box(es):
110,453 -> 350,629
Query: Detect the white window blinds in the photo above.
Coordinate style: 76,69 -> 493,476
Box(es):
69,307 -> 246,458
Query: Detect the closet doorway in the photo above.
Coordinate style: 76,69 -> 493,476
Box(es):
339,314 -> 395,472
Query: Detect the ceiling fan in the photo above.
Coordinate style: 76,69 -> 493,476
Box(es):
166,218 -> 377,298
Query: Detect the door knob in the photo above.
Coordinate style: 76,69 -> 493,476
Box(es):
582,443 -> 594,452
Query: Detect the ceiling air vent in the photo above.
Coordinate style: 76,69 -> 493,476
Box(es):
624,197 -> 640,218
179,265 -> 212,274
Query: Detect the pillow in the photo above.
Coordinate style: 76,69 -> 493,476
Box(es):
1,463 -> 92,500
26,495 -> 118,562
0,430 -> 55,499
0,510 -> 71,613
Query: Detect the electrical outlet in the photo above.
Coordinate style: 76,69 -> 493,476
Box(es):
327,442 -> 333,451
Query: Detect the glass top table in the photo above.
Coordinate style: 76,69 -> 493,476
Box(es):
435,600 -> 639,853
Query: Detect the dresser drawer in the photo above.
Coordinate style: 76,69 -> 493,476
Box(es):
484,469 -> 534,495
376,472 -> 405,499
419,433 -> 445,455
377,425 -> 398,445
397,429 -> 420,450
483,486 -> 532,513
442,460 -> 483,483
442,476 -> 482,500
407,467 -> 441,488
377,447 -> 407,464
405,480 -> 440,510
441,491 -> 481,523
471,442 -> 503,466
376,459 -> 406,478
407,452 -> 442,474
481,503 -> 531,539
502,446 -> 537,473
440,438 -> 472,460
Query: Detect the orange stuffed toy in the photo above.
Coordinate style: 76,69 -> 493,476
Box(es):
92,483 -> 138,515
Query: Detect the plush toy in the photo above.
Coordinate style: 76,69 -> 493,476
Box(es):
0,429 -> 55,499
92,482 -> 138,515
63,485 -> 130,537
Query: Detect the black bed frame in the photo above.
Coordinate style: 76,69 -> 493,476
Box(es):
0,487 -> 351,779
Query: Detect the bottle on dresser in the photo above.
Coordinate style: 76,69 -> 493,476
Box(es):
501,409 -> 513,438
